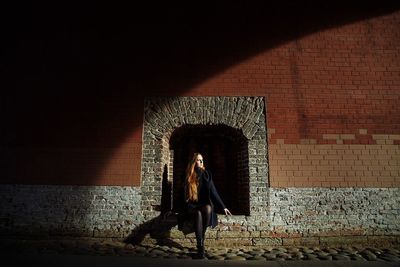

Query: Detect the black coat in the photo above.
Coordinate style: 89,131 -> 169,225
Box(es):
178,167 -> 226,233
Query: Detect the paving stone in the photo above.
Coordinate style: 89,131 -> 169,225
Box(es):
264,254 -> 277,260
150,249 -> 167,256
291,252 -> 305,260
338,251 -> 352,256
341,246 -> 358,254
324,248 -> 339,255
304,254 -> 319,260
248,255 -> 266,260
369,248 -> 384,254
124,243 -> 135,250
317,251 -> 330,257
351,255 -> 367,261
287,247 -> 300,253
209,255 -> 225,260
214,249 -> 227,255
363,253 -> 378,261
276,247 -> 288,252
249,250 -> 264,256
134,246 -> 148,253
277,252 -> 291,259
225,255 -> 246,260
379,255 -> 400,262
240,253 -> 253,259
302,248 -> 314,253
384,248 -> 399,254
333,255 -> 351,261
318,255 -> 332,261
168,247 -> 182,253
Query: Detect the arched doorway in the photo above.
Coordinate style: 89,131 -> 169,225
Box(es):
141,96 -> 269,223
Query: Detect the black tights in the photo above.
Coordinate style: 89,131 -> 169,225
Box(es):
190,204 -> 212,241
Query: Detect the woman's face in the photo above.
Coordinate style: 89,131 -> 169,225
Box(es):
196,155 -> 204,168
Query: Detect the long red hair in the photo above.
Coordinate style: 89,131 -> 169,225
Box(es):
186,153 -> 205,202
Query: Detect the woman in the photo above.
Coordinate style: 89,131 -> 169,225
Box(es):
180,153 -> 232,258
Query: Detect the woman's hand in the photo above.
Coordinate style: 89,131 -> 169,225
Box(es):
224,208 -> 232,216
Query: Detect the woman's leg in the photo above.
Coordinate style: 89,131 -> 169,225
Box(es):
188,205 -> 211,258
190,208 -> 205,258
200,204 -> 212,239
193,209 -> 203,242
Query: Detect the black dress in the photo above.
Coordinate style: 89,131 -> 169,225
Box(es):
178,167 -> 226,233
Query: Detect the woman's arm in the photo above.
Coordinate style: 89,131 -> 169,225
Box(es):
209,176 -> 226,210
210,179 -> 232,215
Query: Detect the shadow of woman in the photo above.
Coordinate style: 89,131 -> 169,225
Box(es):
124,164 -> 190,250
123,211 -> 185,249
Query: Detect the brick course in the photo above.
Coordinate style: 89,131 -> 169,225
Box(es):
269,144 -> 400,187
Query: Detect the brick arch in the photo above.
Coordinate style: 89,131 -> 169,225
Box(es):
141,97 -> 269,225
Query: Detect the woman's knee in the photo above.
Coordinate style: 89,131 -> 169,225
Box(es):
195,209 -> 202,219
204,204 -> 212,213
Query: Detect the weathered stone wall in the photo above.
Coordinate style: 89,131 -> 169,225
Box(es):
270,188 -> 400,235
1,185 -> 399,247
0,185 -> 142,238
268,188 -> 400,246
167,188 -> 400,247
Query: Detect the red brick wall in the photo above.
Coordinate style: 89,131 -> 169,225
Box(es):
187,13 -> 400,145
3,9 -> 399,187
169,11 -> 400,188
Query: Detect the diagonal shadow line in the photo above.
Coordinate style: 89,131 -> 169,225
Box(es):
0,3 -> 399,238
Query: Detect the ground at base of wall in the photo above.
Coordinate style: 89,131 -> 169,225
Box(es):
1,238 -> 400,262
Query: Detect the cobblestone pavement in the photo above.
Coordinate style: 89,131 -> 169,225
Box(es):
2,238 -> 400,263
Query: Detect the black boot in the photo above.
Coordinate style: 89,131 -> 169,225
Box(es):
196,237 -> 205,259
